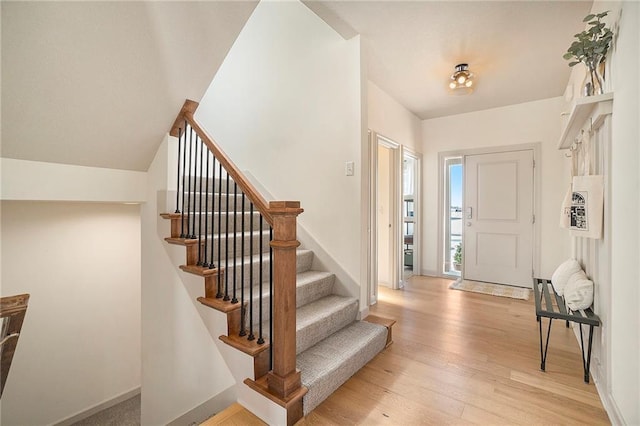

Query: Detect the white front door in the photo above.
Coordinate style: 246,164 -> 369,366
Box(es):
464,150 -> 534,287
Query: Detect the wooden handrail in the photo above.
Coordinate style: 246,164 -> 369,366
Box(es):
170,100 -> 273,225
1,294 -> 30,398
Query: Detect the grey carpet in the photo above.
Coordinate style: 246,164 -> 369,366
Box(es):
71,394 -> 140,426
295,271 -> 335,308
298,320 -> 387,415
295,295 -> 359,355
188,178 -> 389,417
246,270 -> 335,328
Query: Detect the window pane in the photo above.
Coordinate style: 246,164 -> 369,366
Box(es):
444,158 -> 462,276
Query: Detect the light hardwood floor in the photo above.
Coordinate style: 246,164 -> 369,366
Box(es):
206,276 -> 610,425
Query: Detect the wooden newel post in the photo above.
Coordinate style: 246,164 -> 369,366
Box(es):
267,201 -> 303,399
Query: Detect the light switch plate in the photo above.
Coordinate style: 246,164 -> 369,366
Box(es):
345,161 -> 354,176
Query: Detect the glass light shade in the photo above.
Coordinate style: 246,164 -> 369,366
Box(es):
448,63 -> 475,94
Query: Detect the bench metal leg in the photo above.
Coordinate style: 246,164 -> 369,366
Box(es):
579,323 -> 595,383
538,316 -> 553,371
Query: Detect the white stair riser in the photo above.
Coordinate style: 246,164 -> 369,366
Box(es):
296,300 -> 358,355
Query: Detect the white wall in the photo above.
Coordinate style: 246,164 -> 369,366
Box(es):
368,81 -> 422,152
0,201 -> 141,425
0,158 -> 146,203
195,0 -> 363,284
141,136 -> 235,425
607,1 -> 640,424
421,97 -> 567,278
560,2 -> 640,423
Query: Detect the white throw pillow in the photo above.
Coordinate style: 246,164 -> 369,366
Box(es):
564,272 -> 594,311
551,259 -> 582,296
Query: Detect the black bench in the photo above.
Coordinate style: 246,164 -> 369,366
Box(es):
532,277 -> 601,383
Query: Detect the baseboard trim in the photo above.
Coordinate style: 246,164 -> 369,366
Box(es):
167,385 -> 236,426
570,325 -> 626,425
593,374 -> 626,425
54,386 -> 141,426
420,269 -> 439,277
358,306 -> 370,320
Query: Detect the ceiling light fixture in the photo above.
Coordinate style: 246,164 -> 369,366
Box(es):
448,63 -> 475,95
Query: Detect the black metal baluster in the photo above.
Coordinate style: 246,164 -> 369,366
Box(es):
180,121 -> 188,238
257,215 -> 265,345
223,173 -> 230,301
197,136 -> 204,264
185,125 -> 193,239
216,163 -> 223,298
189,127 -> 197,239
239,193 -> 247,337
232,182 -> 238,304
269,226 -> 273,369
248,202 -> 255,341
175,127 -> 182,214
208,155 -> 217,269
202,145 -> 211,267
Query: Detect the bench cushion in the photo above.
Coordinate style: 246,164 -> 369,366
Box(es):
565,273 -> 594,310
551,258 -> 582,296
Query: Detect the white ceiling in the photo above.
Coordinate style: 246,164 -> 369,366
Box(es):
1,1 -> 258,171
306,0 -> 593,119
2,1 -> 592,172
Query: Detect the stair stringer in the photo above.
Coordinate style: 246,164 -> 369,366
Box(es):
159,200 -> 286,425
200,308 -> 288,426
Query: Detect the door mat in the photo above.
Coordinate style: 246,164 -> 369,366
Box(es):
449,279 -> 530,301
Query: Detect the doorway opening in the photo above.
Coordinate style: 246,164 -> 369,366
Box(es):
375,138 -> 399,292
368,132 -> 422,305
402,151 -> 420,280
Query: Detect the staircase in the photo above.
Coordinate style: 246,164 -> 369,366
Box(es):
160,100 -> 392,424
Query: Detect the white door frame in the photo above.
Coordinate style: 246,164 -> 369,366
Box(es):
437,143 -> 542,279
400,147 -> 422,284
369,132 -> 402,304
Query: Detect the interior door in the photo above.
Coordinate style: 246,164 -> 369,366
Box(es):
374,136 -> 400,291
377,144 -> 393,287
464,150 -> 534,287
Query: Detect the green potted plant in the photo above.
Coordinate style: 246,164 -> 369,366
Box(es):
563,11 -> 614,96
453,243 -> 462,271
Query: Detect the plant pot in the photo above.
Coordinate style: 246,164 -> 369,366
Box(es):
453,263 -> 461,272
582,57 -> 605,96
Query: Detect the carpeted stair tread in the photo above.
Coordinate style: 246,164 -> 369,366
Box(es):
295,295 -> 358,355
296,250 -> 313,273
204,249 -> 314,293
169,211 -> 264,233
206,230 -> 271,258
243,270 -> 335,328
297,320 -> 387,415
253,294 -> 359,353
296,271 -> 335,308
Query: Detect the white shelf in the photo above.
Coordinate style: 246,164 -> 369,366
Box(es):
558,92 -> 613,149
